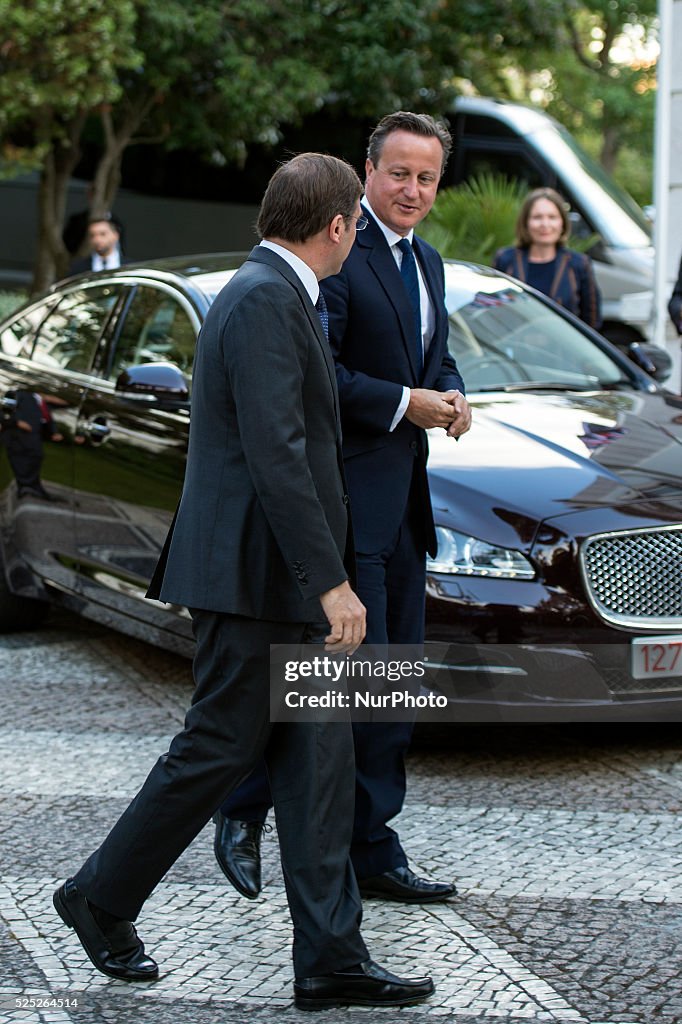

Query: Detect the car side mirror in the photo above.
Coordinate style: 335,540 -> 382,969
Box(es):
115,362 -> 190,403
628,342 -> 672,384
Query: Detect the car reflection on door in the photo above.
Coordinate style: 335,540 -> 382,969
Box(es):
71,282 -> 198,638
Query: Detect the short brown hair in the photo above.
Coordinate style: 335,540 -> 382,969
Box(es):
367,111 -> 452,176
257,153 -> 363,243
515,187 -> 570,247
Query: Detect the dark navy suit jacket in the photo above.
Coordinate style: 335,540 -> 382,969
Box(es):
67,255 -> 128,276
321,210 -> 464,558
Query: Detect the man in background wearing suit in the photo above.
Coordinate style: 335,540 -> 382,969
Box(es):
215,113 -> 471,906
68,214 -> 124,275
51,152 -> 435,1011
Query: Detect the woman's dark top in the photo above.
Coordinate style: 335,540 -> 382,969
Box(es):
493,245 -> 602,330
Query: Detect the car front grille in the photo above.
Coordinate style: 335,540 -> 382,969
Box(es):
580,525 -> 682,629
600,666 -> 682,694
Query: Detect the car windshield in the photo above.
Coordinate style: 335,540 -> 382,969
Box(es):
534,122 -> 652,245
444,266 -> 630,393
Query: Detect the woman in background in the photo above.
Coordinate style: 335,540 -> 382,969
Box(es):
494,187 -> 601,330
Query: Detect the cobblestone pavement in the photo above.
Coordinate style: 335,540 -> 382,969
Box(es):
1,610 -> 681,1024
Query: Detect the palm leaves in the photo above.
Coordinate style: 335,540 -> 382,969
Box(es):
422,173 -> 598,265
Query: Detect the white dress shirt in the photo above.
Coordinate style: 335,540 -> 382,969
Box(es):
91,248 -> 122,272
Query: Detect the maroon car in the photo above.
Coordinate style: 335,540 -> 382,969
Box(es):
0,256 -> 680,720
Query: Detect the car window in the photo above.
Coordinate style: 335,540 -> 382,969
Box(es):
0,301 -> 57,358
110,286 -> 196,379
31,286 -> 118,372
444,270 -> 626,391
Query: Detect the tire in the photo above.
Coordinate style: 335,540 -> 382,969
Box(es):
0,553 -> 49,632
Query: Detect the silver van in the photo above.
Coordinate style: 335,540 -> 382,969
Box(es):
448,96 -> 654,351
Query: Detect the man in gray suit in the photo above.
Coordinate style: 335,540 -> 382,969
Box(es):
51,153 -> 434,1011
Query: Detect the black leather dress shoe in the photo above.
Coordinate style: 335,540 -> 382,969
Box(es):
294,958 -> 434,1010
213,813 -> 267,899
358,865 -> 457,903
53,880 -> 158,981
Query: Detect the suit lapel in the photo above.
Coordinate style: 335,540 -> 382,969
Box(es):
359,213 -> 422,384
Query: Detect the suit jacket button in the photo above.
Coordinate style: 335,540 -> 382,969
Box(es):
342,494 -> 350,505
410,440 -> 418,452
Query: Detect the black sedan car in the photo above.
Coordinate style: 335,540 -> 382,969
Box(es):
0,255 -> 680,720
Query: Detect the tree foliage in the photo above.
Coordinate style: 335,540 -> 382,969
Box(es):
0,0 -> 138,288
421,174 -> 530,266
0,0 -> 138,166
0,0 -> 658,290
542,0 -> 656,175
459,0 -> 657,184
1,0 -> 464,289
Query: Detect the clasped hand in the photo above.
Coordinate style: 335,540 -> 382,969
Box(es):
405,388 -> 472,437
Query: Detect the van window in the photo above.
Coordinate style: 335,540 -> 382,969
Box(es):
544,123 -> 652,240
459,148 -> 546,190
459,114 -> 520,140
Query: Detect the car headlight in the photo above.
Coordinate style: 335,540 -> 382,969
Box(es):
426,527 -> 535,579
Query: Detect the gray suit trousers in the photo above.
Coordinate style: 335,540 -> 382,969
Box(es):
74,611 -> 368,976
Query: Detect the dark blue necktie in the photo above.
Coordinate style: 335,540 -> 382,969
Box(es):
315,290 -> 329,340
397,237 -> 422,374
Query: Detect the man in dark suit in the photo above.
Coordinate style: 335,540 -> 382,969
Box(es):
215,113 -> 471,906
52,153 -> 434,1011
669,253 -> 682,334
0,390 -> 63,499
68,214 -> 124,275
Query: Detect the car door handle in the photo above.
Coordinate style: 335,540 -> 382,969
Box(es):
82,418 -> 111,440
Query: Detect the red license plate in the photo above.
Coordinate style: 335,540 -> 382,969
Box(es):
631,635 -> 682,680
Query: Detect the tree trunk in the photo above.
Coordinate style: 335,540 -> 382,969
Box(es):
32,169 -> 59,296
91,146 -> 124,217
600,124 -> 620,175
86,96 -> 159,256
30,116 -> 86,294
31,97 -> 159,291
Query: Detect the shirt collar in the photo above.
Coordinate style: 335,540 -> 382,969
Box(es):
92,249 -> 121,272
259,239 -> 319,304
362,198 -> 414,248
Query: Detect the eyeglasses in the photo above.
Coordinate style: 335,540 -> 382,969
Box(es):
348,214 -> 368,231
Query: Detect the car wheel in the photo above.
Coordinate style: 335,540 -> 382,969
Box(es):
0,551 -> 49,632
